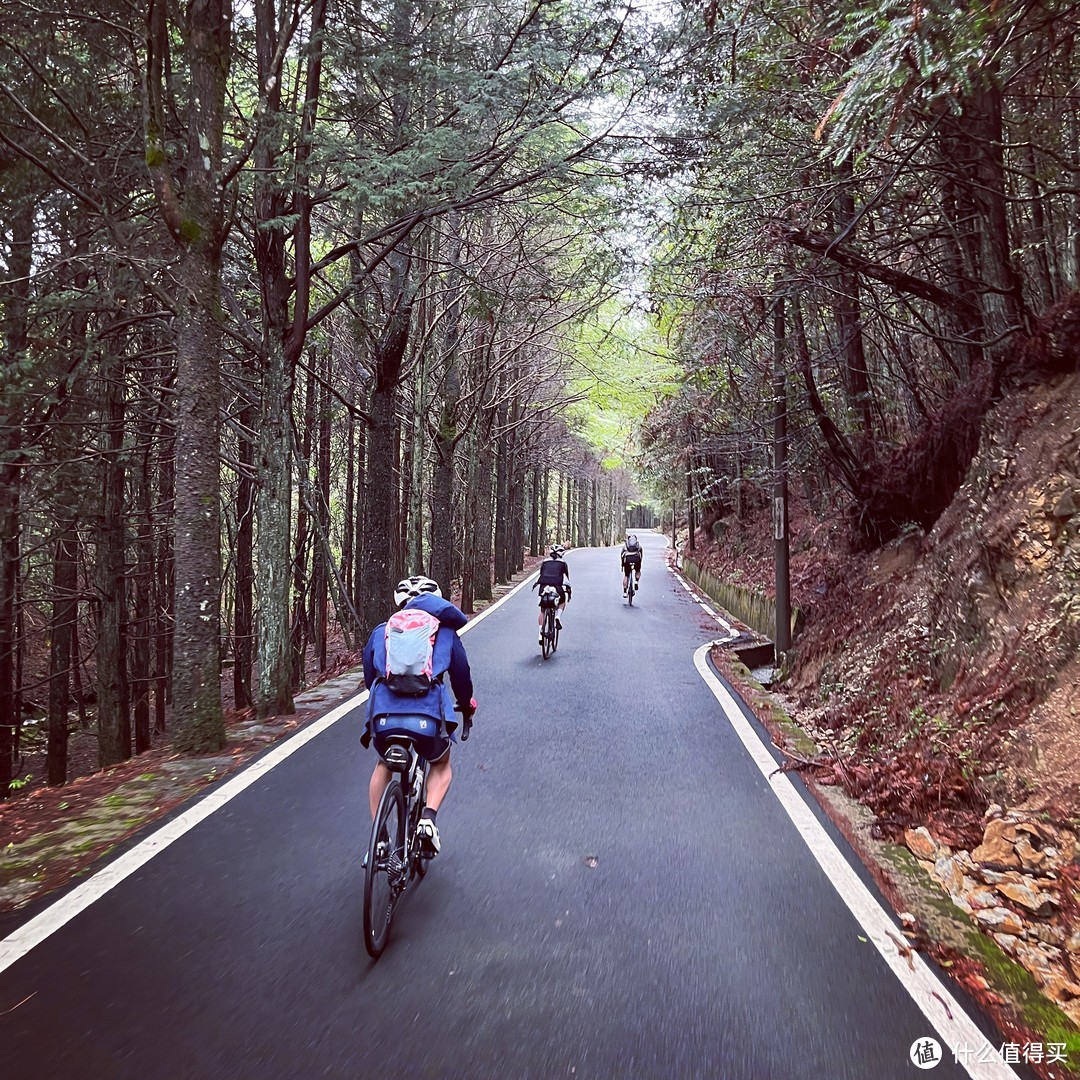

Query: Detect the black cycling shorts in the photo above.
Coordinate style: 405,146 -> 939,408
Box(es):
372,715 -> 451,763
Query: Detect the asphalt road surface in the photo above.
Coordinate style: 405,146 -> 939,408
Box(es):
1,531 -> 1018,1079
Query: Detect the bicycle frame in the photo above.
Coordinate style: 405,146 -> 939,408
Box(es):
363,735 -> 430,958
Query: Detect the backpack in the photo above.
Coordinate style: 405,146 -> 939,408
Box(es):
383,607 -> 441,695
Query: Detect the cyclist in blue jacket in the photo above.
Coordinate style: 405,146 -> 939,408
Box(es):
362,576 -> 476,856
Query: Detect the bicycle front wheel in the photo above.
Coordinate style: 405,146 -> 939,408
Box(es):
364,778 -> 406,959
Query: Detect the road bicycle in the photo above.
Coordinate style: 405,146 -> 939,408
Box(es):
363,731 -> 431,959
539,585 -> 560,658
625,562 -> 639,606
362,708 -> 471,959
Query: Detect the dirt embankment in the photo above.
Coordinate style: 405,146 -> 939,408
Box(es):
694,369 -> 1080,842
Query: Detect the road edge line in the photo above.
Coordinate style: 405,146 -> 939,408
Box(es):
692,643 -> 1019,1080
0,569 -> 538,974
667,553 -> 740,643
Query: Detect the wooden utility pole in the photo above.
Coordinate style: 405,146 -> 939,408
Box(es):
773,293 -> 792,653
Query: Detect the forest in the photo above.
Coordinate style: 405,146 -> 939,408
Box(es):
2,0 -> 1078,800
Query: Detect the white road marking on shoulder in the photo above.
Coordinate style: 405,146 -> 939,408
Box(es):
0,693 -> 365,975
0,570 -> 536,974
692,643 -> 1019,1080
667,560 -> 739,642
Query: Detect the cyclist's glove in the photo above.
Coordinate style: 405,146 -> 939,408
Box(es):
460,697 -> 477,741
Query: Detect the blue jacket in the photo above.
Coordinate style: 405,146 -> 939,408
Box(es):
361,592 -> 473,746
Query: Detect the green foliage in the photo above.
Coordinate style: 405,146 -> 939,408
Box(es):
818,0 -> 999,160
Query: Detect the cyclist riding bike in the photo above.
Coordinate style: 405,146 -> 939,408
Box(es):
361,576 -> 476,858
621,533 -> 642,595
531,544 -> 571,645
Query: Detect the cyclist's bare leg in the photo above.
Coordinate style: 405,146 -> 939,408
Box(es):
369,760 -> 392,819
425,755 -> 452,811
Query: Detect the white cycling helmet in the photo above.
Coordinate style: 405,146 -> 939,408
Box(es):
549,544 -> 565,558
394,575 -> 442,608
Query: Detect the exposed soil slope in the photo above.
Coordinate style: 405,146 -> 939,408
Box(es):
693,369 -> 1080,841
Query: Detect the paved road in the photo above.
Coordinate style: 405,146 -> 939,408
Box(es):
1,532 -> 1013,1078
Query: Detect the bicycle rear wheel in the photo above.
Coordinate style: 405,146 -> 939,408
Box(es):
627,578 -> 635,605
541,607 -> 553,658
364,778 -> 406,959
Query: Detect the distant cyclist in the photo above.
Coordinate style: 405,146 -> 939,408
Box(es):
531,544 -> 571,645
621,533 -> 642,595
361,576 -> 476,858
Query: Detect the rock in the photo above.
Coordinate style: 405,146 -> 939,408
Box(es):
972,819 -> 1021,868
1015,942 -> 1058,989
1042,972 -> 1080,1002
1066,930 -> 1080,954
1015,835 -> 1048,871
954,850 -> 978,875
984,803 -> 1004,821
976,907 -> 1026,935
967,888 -> 1001,911
1053,490 -> 1078,519
993,933 -> 1020,956
905,826 -> 940,862
931,854 -> 975,903
998,880 -> 1058,916
1027,923 -> 1066,947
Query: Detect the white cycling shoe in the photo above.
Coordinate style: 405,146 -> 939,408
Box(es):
416,818 -> 441,856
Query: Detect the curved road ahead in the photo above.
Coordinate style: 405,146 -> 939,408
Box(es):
1,532 -> 1021,1079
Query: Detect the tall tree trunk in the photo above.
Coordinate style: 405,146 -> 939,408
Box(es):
96,355 -> 129,766
529,464 -> 540,556
835,158 -> 873,438
493,402 -> 509,584
0,193 -> 31,799
471,418 -> 495,604
360,301 -> 411,637
47,529 -> 78,784
316,351 -> 331,671
290,366 -> 316,686
577,475 -> 588,549
252,0 -> 327,717
155,409 -> 174,735
161,0 -> 232,752
343,404 -> 356,617
430,216 -> 463,590
132,369 -> 156,754
234,363 -> 255,711
555,472 -> 564,543
539,466 -> 549,551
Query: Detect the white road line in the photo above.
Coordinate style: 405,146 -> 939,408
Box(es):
0,570 -> 539,975
692,643 -> 1019,1080
667,560 -> 740,643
